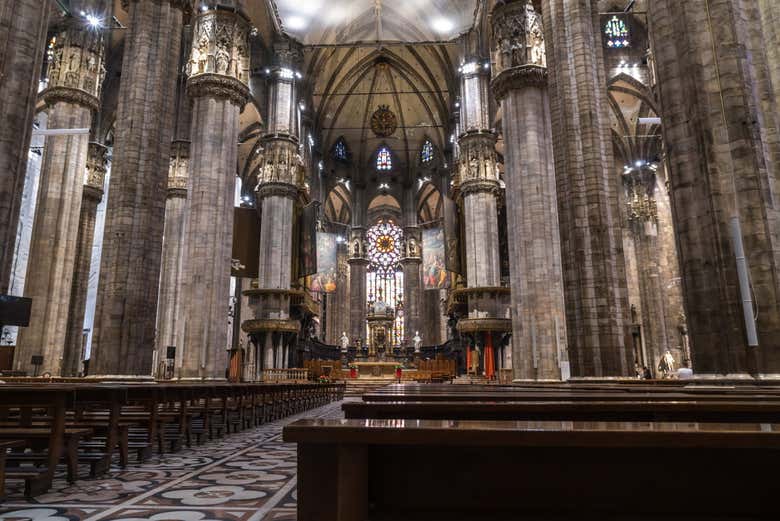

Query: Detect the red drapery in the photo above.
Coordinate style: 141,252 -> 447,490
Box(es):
484,333 -> 495,380
466,343 -> 472,374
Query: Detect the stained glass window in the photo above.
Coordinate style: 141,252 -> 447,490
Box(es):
376,146 -> 392,171
366,219 -> 404,346
421,140 -> 434,163
334,139 -> 348,161
604,16 -> 629,48
367,220 -> 402,276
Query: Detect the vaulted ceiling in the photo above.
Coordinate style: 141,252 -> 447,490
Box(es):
267,0 -> 479,45
307,44 -> 457,180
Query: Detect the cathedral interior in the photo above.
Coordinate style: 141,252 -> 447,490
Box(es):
0,0 -> 779,519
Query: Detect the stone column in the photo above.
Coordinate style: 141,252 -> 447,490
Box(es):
155,141 -> 189,378
243,42 -> 304,369
90,0 -> 187,377
15,17 -> 105,375
62,143 -> 107,376
491,1 -> 567,381
542,0 -> 632,376
648,0 -> 780,375
348,228 -> 368,345
0,0 -> 52,294
178,5 -> 249,380
456,61 -> 501,288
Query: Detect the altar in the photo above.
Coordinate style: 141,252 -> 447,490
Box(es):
354,361 -> 398,378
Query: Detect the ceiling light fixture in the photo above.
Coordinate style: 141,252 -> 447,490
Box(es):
286,15 -> 308,30
431,17 -> 454,34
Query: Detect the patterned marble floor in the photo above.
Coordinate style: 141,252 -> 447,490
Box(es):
0,400 -> 347,521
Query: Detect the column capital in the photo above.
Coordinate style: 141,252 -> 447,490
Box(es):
256,137 -> 305,188
256,182 -> 299,200
85,142 -> 108,192
42,26 -> 105,111
167,140 -> 190,195
491,0 -> 546,75
491,65 -> 547,100
186,6 -> 250,106
459,178 -> 502,199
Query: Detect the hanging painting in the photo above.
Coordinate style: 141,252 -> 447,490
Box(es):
310,232 -> 338,293
422,227 -> 449,290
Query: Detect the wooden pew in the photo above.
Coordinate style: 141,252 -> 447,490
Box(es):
285,418 -> 780,521
0,386 -> 74,495
344,399 -> 780,423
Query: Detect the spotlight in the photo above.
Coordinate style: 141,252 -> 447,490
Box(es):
85,14 -> 102,27
201,5 -> 209,12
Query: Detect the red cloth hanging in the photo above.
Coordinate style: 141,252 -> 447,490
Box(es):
484,333 -> 495,380
466,343 -> 472,374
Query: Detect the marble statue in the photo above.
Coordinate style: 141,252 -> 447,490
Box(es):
658,350 -> 676,378
340,331 -> 349,352
413,331 -> 422,352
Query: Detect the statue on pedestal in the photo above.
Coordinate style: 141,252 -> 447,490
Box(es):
413,331 -> 422,353
340,331 -> 349,352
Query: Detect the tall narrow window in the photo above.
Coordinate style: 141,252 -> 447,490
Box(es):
334,138 -> 348,161
604,16 -> 629,48
421,140 -> 434,163
376,146 -> 392,171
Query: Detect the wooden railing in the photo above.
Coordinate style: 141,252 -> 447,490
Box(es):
261,368 -> 310,382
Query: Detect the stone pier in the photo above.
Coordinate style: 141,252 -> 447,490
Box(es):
0,0 -> 51,294
62,143 -> 107,376
542,0 -> 632,376
15,14 -> 105,375
649,0 -> 780,375
155,141 -> 189,378
491,0 -> 567,381
178,5 -> 250,380
90,0 -> 187,376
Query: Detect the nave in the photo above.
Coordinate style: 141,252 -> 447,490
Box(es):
0,399 -> 345,521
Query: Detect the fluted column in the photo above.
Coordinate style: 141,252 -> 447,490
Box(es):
649,0 -> 780,375
155,141 -> 189,378
0,0 -> 52,294
90,0 -> 187,376
542,0 -> 632,376
491,1 -> 567,380
15,14 -> 105,375
456,61 -> 501,288
62,143 -> 107,376
178,6 -> 249,380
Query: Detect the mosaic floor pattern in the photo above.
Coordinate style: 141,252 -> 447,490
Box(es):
0,400 -> 346,521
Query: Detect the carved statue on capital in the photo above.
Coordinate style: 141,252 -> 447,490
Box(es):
85,143 -> 109,191
492,0 -> 546,75
43,24 -> 106,110
167,141 -> 190,191
186,6 -> 250,105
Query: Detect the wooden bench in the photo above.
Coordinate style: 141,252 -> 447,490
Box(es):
285,418 -> 780,521
0,439 -> 25,499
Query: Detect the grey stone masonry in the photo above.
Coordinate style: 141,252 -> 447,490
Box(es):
649,0 -> 780,375
0,0 -> 52,294
155,141 -> 189,378
62,143 -> 107,376
15,9 -> 107,375
491,0 -> 567,381
542,0 -> 633,376
90,0 -> 187,376
178,6 -> 249,380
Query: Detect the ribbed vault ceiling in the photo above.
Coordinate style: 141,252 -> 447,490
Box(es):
309,45 -> 456,177
268,0 -> 479,45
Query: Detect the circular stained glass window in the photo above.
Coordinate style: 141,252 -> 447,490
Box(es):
367,220 -> 403,277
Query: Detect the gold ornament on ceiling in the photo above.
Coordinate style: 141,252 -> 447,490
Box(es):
371,105 -> 398,137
